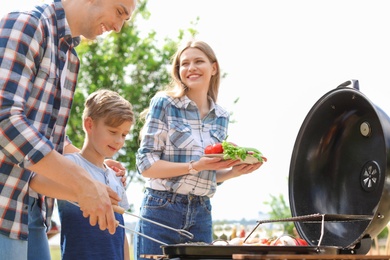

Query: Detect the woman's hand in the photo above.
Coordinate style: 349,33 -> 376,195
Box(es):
104,159 -> 127,187
215,160 -> 265,183
194,156 -> 241,172
231,161 -> 263,176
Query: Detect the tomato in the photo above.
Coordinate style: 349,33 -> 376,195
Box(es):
211,143 -> 223,154
259,238 -> 271,245
204,145 -> 213,154
296,238 -> 308,246
204,143 -> 223,154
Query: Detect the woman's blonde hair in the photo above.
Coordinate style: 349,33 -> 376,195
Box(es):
83,89 -> 135,127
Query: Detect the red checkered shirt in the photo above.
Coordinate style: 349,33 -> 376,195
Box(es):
0,0 -> 80,240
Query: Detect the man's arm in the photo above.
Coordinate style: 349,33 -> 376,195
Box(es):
28,150 -> 119,234
64,140 -> 128,186
64,141 -> 80,154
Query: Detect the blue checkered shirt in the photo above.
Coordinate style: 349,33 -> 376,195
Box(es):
0,0 -> 80,240
136,93 -> 230,197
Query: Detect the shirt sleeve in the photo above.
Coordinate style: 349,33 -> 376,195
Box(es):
136,95 -> 168,174
0,12 -> 54,168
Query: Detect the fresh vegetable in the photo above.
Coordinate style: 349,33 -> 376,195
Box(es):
211,143 -> 223,154
204,145 -> 213,154
204,139 -> 266,163
295,238 -> 308,246
271,235 -> 297,246
204,143 -> 223,154
227,235 -> 307,246
221,140 -> 266,163
269,236 -> 308,246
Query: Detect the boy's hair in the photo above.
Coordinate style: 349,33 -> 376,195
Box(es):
83,89 -> 135,127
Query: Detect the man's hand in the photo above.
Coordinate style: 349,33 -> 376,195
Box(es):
77,179 -> 121,234
28,150 -> 122,234
107,186 -> 121,206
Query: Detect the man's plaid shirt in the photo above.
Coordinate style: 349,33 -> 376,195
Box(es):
0,0 -> 79,240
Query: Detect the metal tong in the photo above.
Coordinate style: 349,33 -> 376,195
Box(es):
67,200 -> 194,245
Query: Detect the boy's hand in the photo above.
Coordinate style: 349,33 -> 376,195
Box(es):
105,159 -> 127,187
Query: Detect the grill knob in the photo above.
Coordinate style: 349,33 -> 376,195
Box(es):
360,161 -> 380,192
360,122 -> 371,137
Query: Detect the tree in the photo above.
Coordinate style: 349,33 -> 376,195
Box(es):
66,0 -> 195,187
263,194 -> 295,236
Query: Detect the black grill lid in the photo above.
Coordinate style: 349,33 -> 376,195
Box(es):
289,80 -> 390,249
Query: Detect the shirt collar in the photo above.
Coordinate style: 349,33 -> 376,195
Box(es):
175,95 -> 227,118
53,0 -> 81,47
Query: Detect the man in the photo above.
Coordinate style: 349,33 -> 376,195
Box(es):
0,0 -> 136,258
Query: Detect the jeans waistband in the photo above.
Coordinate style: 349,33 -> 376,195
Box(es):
145,188 -> 210,203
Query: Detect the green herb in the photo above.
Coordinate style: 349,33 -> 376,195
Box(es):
221,140 -> 264,162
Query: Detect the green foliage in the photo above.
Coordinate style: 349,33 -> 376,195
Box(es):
378,226 -> 388,240
263,194 -> 295,236
67,0 -> 197,186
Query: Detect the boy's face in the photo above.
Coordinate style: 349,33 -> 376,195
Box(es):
88,118 -> 132,158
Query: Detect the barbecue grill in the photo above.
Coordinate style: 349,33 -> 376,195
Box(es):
143,80 -> 390,260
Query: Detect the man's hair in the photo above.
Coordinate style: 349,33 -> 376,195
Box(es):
83,89 -> 134,127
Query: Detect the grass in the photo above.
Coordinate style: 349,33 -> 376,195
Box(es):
50,246 -> 61,260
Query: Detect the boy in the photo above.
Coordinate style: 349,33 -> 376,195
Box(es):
34,89 -> 135,260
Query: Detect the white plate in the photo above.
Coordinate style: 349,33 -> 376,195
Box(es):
203,154 -> 260,165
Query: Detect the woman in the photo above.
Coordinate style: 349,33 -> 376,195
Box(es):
135,39 -> 264,258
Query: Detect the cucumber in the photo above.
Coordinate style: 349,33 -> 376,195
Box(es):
241,147 -> 262,154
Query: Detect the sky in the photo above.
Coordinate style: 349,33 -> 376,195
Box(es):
2,0 -> 390,224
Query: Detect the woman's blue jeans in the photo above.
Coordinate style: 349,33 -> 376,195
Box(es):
134,188 -> 213,260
